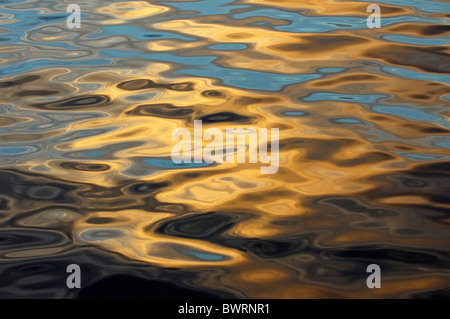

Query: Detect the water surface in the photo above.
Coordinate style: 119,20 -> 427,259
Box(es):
0,0 -> 449,298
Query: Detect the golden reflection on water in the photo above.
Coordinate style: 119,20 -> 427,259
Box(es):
0,0 -> 449,298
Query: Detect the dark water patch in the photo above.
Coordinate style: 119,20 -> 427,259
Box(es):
0,170 -> 76,203
76,185 -> 125,200
428,194 -> 450,205
211,231 -> 320,259
85,217 -> 117,225
0,261 -> 66,298
0,75 -> 40,88
0,248 -> 176,298
413,161 -> 450,176
26,185 -> 62,200
420,127 -> 450,133
354,221 -> 385,228
0,229 -> 67,250
364,45 -> 450,74
246,237 -> 308,259
395,228 -> 424,236
336,151 -> 395,167
320,197 -> 398,218
410,287 -> 450,299
13,183 -> 73,202
201,90 -> 227,98
118,79 -> 157,90
426,211 -> 450,226
154,203 -> 187,213
155,212 -> 235,239
60,162 -> 111,172
198,111 -> 253,123
331,247 -> 442,265
422,24 -> 450,36
367,175 -> 445,200
272,35 -> 369,53
39,15 -> 66,21
127,103 -> 194,119
402,123 -> 450,134
127,181 -> 171,194
13,90 -> 60,97
0,197 -> 9,210
30,94 -> 111,110
409,94 -> 430,100
79,274 -> 233,299
117,79 -> 194,91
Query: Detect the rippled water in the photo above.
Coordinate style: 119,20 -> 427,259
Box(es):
0,0 -> 449,298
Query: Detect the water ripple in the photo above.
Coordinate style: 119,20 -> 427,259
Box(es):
0,0 -> 449,298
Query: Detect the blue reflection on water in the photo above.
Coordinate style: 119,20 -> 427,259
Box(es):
142,158 -> 212,169
181,249 -> 225,261
303,92 -> 387,103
